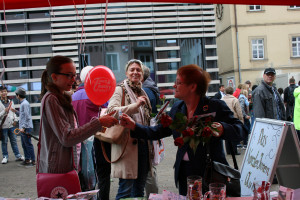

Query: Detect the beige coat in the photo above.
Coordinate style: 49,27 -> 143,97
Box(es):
222,94 -> 244,123
107,85 -> 150,179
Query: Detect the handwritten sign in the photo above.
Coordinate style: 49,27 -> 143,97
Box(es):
240,118 -> 286,196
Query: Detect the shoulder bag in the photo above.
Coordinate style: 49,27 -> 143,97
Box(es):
94,87 -> 129,163
203,141 -> 241,197
94,87 -> 127,145
0,114 -> 8,141
36,93 -> 81,198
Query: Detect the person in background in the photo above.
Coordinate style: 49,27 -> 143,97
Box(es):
142,65 -> 160,198
293,86 -> 300,140
252,68 -> 286,121
106,59 -> 152,200
233,84 -> 243,98
14,87 -> 35,166
222,86 -> 244,155
249,84 -> 258,132
213,84 -> 225,99
278,88 -> 284,101
72,65 -> 111,199
0,86 -> 24,164
233,83 -> 249,99
37,55 -> 117,175
245,80 -> 252,94
239,89 -> 251,149
284,77 -> 297,121
120,64 -> 246,196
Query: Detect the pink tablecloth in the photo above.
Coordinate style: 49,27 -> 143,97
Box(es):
227,197 -> 252,200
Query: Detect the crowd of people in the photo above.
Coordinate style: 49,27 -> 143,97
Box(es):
214,67 -> 300,154
0,55 -> 299,199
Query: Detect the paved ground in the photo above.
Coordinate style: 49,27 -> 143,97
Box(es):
0,135 -> 277,199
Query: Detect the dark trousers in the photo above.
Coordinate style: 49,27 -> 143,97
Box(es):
93,138 -> 111,200
178,160 -> 203,196
21,128 -> 35,161
243,119 -> 251,146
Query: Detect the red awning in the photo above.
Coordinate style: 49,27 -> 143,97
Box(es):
0,0 -> 299,10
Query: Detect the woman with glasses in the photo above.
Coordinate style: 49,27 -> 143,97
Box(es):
106,59 -> 152,200
120,64 -> 246,196
37,55 -> 118,175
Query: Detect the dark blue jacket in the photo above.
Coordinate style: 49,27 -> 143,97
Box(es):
131,96 -> 246,187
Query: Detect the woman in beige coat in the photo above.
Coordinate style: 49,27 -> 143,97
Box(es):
222,86 -> 244,123
222,86 -> 244,154
107,59 -> 152,200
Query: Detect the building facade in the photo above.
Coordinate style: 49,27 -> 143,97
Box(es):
0,3 -> 219,134
215,4 -> 300,88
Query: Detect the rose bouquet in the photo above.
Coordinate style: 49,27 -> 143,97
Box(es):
159,112 -> 222,153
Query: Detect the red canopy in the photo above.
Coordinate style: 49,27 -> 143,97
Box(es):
0,0 -> 299,10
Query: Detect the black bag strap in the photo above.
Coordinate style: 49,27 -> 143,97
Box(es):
0,100 -> 12,128
206,140 -> 239,170
227,141 -> 239,170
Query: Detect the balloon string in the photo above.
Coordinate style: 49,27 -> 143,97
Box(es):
72,0 -> 86,54
103,0 -> 108,35
2,0 -> 8,32
47,0 -> 55,18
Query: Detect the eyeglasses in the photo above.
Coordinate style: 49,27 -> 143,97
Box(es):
174,80 -> 186,86
56,72 -> 76,80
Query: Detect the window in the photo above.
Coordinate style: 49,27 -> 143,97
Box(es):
290,5 -> 300,9
249,5 -> 262,11
137,41 -> 151,47
292,36 -> 300,57
252,39 -> 264,59
138,54 -> 153,72
19,59 -> 28,77
106,53 -> 120,71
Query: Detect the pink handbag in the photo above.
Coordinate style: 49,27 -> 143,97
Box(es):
36,93 -> 81,198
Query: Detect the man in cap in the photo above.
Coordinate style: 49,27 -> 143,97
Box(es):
252,68 -> 286,121
15,87 -> 35,166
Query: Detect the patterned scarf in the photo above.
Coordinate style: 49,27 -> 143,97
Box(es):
120,79 -> 152,125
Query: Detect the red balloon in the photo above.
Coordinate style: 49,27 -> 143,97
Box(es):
85,66 -> 116,106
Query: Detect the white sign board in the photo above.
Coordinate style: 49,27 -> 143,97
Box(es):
240,118 -> 293,196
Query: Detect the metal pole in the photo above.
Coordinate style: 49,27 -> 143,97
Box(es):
234,5 -> 242,84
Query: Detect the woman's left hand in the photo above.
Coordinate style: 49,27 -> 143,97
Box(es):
211,122 -> 224,137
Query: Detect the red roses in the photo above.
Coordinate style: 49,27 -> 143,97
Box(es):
159,111 -> 222,153
174,137 -> 184,148
182,127 -> 194,137
160,114 -> 173,128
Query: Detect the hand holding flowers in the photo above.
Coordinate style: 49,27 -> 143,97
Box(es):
159,112 -> 223,152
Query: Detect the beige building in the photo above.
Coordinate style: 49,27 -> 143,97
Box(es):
215,4 -> 300,88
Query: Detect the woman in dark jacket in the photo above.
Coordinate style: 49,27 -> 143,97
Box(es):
120,64 -> 246,196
